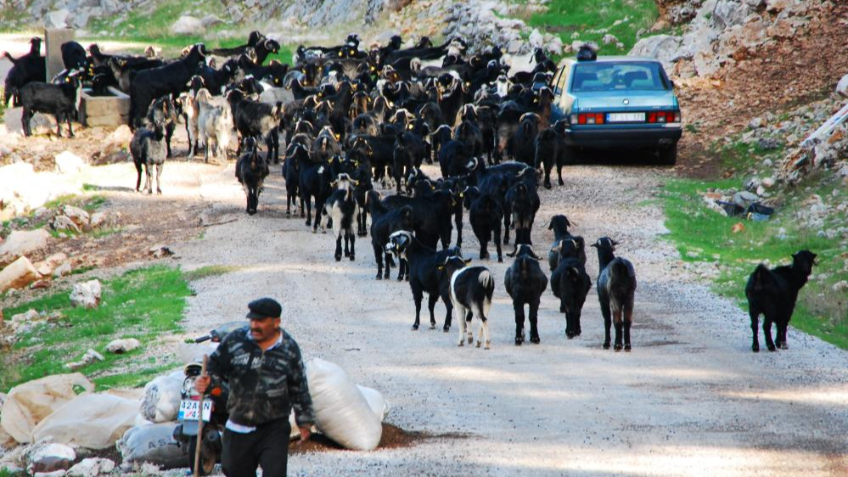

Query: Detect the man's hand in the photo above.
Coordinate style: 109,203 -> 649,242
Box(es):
194,375 -> 211,394
297,425 -> 311,443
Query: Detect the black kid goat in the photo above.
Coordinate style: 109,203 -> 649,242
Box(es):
745,250 -> 817,352
592,237 -> 637,351
235,138 -> 270,215
504,244 -> 548,345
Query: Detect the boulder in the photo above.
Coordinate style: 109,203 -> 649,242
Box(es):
70,280 -> 101,308
61,205 -> 90,228
26,443 -> 75,474
629,35 -> 683,71
105,338 -> 140,354
44,9 -> 70,28
54,152 -> 86,174
170,15 -> 204,35
0,229 -> 50,267
51,215 -> 80,234
711,0 -> 754,29
837,74 -> 848,97
67,458 -> 115,477
1,373 -> 94,443
106,125 -> 133,144
0,256 -> 41,292
65,349 -> 105,370
89,211 -> 119,229
53,262 -> 72,278
10,309 -> 38,324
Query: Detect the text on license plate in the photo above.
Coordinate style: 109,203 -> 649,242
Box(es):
607,113 -> 645,123
178,399 -> 213,422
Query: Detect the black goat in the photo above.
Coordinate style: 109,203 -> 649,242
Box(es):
464,187 -> 504,262
546,215 -> 586,271
297,152 -> 331,232
129,44 -> 208,128
505,181 -> 540,246
551,257 -> 592,340
235,138 -> 270,215
283,143 -> 306,217
131,123 -> 167,195
367,192 -> 413,280
592,237 -> 638,351
226,89 -> 282,164
745,250 -> 817,352
19,73 -> 81,138
511,113 -> 541,166
443,255 -> 495,348
3,37 -> 45,107
146,96 -> 178,158
382,191 -> 454,251
505,244 -> 548,345
534,120 -> 571,189
392,131 -> 428,194
386,231 -> 461,332
320,174 -> 360,261
210,31 -> 266,57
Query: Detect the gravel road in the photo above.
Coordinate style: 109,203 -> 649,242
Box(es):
146,158 -> 848,477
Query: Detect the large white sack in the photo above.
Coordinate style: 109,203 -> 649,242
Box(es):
357,385 -> 391,422
31,393 -> 138,449
116,423 -> 184,469
305,358 -> 382,451
1,373 -> 94,443
139,371 -> 183,423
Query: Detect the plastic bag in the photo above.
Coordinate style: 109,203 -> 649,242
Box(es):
1,373 -> 94,443
116,423 -> 184,469
31,393 -> 138,449
305,358 -> 382,451
139,371 -> 183,423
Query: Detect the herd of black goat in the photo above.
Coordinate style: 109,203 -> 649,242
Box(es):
2,31 -> 817,352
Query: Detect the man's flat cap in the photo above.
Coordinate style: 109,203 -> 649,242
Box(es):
245,297 -> 282,320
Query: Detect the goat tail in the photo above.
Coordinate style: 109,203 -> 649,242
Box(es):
478,270 -> 494,294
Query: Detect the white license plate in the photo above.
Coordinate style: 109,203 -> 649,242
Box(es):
178,399 -> 213,422
607,113 -> 645,123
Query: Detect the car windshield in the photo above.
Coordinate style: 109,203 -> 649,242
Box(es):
570,62 -> 669,92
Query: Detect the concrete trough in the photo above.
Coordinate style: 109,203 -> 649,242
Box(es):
80,86 -> 130,127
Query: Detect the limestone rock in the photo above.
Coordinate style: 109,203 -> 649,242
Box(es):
0,256 -> 41,292
105,338 -> 140,354
51,215 -> 80,233
53,262 -> 72,278
70,279 -> 101,308
44,9 -> 70,29
62,205 -> 90,228
0,229 -> 49,267
837,74 -> 848,97
67,458 -> 115,477
26,443 -> 75,474
54,151 -> 86,174
171,15 -> 204,36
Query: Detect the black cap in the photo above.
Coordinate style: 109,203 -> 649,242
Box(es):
245,297 -> 282,320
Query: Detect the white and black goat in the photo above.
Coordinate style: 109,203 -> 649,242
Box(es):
592,237 -> 637,351
443,255 -> 495,348
320,173 -> 360,261
504,244 -> 548,345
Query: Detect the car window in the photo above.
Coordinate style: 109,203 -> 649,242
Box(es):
552,65 -> 569,96
570,62 -> 669,92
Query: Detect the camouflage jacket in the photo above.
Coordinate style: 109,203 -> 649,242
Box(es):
207,326 -> 315,427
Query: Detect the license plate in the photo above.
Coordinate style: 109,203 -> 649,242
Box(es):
178,399 -> 212,422
607,113 -> 645,123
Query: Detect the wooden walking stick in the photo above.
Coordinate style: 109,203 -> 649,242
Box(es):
193,355 -> 208,477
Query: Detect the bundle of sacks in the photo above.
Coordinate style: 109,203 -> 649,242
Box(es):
0,359 -> 390,474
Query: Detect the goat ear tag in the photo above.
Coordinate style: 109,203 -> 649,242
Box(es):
437,266 -> 444,271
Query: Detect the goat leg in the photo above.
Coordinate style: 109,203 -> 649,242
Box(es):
348,232 -> 355,261
749,309 -> 760,352
601,301 -> 612,349
374,244 -> 384,280
763,319 -> 776,352
513,301 -> 525,346
67,113 -> 75,138
777,321 -> 788,349
529,300 -> 541,344
155,163 -> 163,195
412,289 -> 423,330
613,310 -> 623,351
334,236 -> 342,261
427,293 -> 438,330
624,307 -> 633,351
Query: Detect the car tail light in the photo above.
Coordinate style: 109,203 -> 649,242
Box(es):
577,113 -> 604,125
648,111 -> 681,123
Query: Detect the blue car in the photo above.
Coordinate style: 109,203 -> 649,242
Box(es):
551,55 -> 683,164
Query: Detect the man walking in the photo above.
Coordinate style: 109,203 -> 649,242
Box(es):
195,297 -> 314,477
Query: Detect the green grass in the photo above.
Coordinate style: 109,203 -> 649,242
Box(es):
662,176 -> 848,350
525,0 -> 659,58
0,469 -> 24,477
183,264 -> 241,281
83,0 -> 294,63
0,265 -> 191,392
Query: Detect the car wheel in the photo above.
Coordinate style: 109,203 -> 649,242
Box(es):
658,143 -> 677,165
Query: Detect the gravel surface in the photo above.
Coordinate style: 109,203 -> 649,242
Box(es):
155,159 -> 848,477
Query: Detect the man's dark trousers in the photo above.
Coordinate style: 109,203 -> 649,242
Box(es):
222,418 -> 291,477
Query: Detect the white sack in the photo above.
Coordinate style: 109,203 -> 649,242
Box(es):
357,385 -> 391,422
139,371 -> 183,423
305,358 -> 382,451
1,373 -> 94,443
116,423 -> 184,469
31,393 -> 138,449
